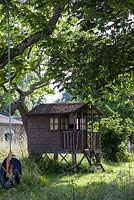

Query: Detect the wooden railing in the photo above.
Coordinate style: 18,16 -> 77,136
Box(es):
61,130 -> 87,150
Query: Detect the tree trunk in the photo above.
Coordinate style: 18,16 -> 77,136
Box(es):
11,101 -> 28,133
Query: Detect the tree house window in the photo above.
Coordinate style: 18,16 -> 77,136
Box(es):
80,118 -> 86,130
50,117 -> 59,130
61,117 -> 68,130
76,118 -> 86,130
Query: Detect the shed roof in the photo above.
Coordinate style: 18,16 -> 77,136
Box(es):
28,103 -> 102,115
0,114 -> 23,125
28,103 -> 86,115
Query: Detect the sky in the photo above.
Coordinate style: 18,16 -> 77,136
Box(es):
45,90 -> 62,103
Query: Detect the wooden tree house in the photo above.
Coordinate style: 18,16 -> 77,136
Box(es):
25,102 -> 104,170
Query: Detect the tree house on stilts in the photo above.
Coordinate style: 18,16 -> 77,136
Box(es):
24,103 -> 104,171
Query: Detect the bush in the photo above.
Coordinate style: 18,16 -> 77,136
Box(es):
101,115 -> 130,162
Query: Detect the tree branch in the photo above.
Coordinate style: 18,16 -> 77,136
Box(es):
0,2 -> 64,69
12,74 -> 50,101
23,75 -> 50,97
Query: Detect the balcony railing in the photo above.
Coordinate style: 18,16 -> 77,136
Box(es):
61,130 -> 87,150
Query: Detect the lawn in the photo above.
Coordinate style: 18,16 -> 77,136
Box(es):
0,141 -> 134,200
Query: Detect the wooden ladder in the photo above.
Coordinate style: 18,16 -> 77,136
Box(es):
84,148 -> 105,172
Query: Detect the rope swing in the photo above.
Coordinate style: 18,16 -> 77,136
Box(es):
0,0 -> 22,188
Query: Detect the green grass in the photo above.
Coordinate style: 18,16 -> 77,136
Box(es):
0,140 -> 134,200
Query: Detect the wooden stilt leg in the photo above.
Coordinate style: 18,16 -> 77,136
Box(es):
53,153 -> 58,162
72,152 -> 76,171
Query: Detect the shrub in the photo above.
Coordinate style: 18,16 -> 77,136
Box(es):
101,115 -> 130,162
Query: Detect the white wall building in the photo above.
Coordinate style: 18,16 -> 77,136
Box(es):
0,114 -> 26,143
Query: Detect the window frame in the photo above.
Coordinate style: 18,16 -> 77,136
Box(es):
60,117 -> 69,130
49,117 -> 59,131
76,118 -> 87,130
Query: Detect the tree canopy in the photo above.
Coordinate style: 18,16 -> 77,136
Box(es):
0,0 -> 133,105
0,0 -> 134,161
46,0 -> 134,100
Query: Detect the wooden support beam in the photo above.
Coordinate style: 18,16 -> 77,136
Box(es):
45,154 -> 53,161
59,154 -> 70,164
84,152 -> 92,166
72,152 -> 76,167
53,153 -> 58,162
75,154 -> 85,168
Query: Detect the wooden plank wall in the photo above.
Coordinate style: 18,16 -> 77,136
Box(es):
27,115 -> 60,153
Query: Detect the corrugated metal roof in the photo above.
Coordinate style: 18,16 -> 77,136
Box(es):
28,103 -> 86,115
0,114 -> 23,125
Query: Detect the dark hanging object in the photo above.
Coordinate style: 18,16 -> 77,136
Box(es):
0,155 -> 22,188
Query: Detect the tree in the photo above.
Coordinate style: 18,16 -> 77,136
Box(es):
0,1 -> 133,161
0,0 -> 66,113
0,0 -> 133,120
46,0 -> 134,100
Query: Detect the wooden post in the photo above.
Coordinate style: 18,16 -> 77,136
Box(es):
72,128 -> 76,169
53,153 -> 58,162
72,152 -> 76,171
81,111 -> 84,150
91,105 -> 94,149
98,116 -> 101,149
